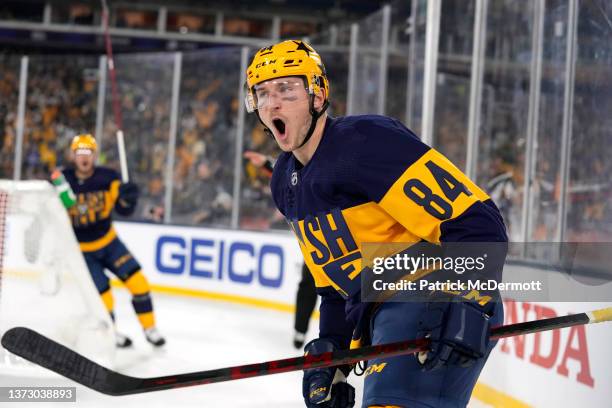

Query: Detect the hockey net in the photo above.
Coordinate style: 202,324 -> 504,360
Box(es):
0,180 -> 114,377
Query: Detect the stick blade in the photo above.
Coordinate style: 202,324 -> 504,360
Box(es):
1,327 -> 138,396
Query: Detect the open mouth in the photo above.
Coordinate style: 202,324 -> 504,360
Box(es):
272,118 -> 286,135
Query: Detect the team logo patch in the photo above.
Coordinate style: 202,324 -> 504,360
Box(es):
291,172 -> 298,186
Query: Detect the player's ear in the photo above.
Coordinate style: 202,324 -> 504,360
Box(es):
313,88 -> 326,111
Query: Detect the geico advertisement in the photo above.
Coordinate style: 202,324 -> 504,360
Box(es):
480,300 -> 612,407
114,222 -> 303,305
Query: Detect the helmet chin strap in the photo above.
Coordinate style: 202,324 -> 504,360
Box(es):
298,94 -> 329,149
255,109 -> 274,139
254,110 -> 275,139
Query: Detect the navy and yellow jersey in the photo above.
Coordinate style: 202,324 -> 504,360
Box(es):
63,166 -> 131,251
271,115 -> 507,346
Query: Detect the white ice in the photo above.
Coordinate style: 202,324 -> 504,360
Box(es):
1,288 -> 347,407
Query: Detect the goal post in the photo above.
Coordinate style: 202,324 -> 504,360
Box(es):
0,179 -> 115,377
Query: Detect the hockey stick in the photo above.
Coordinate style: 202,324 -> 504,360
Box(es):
2,307 -> 611,396
100,0 -> 129,183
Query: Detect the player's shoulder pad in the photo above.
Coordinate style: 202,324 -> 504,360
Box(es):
331,115 -> 423,147
329,115 -> 429,166
332,115 -> 431,202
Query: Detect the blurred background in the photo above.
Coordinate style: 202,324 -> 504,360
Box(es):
1,0 -> 611,249
1,0 -> 611,245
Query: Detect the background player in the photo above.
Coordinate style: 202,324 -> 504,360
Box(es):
52,134 -> 166,348
245,40 -> 507,407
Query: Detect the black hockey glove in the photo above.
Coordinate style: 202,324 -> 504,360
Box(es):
416,300 -> 491,371
302,338 -> 355,408
118,182 -> 139,206
116,182 -> 139,215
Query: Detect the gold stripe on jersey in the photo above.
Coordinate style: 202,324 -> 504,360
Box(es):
379,149 -> 490,244
102,180 -> 121,217
79,227 -> 117,252
368,406 -> 402,408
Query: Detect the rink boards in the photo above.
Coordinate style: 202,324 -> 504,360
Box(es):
114,221 -> 304,311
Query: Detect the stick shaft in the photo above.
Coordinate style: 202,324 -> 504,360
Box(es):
100,0 -> 128,182
2,307 -> 610,395
115,129 -> 129,183
146,307 -> 610,390
490,310 -> 590,340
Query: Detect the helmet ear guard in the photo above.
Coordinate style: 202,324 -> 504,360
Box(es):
244,87 -> 257,113
310,74 -> 329,108
311,71 -> 328,95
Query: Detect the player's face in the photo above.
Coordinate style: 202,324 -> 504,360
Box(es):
73,149 -> 95,175
254,77 -> 312,152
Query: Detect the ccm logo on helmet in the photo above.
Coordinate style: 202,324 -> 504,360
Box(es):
255,59 -> 277,68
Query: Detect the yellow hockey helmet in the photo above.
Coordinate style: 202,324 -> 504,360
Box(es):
245,40 -> 329,113
70,134 -> 97,152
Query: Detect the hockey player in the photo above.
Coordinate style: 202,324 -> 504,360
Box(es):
245,41 -> 507,407
53,134 -> 165,348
